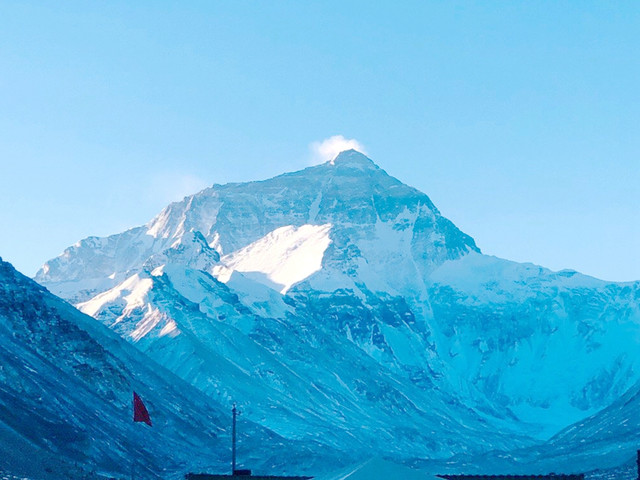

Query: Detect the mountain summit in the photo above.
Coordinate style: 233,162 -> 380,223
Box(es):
327,149 -> 379,168
35,151 -> 640,469
37,151 -> 478,301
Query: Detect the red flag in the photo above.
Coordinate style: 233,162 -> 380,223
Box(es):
133,392 -> 152,426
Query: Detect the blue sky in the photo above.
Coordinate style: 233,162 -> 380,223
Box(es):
0,1 -> 638,281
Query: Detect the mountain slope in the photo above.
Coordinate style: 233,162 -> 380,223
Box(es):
35,150 -> 640,463
424,252 -> 640,435
429,344 -> 640,478
0,257 -> 333,479
76,258 -> 526,459
539,358 -> 640,474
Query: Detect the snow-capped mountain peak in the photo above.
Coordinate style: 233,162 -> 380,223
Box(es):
327,149 -> 379,170
37,152 -> 478,300
34,152 -> 640,471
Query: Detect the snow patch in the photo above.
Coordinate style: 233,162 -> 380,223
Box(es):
77,274 -> 153,318
223,224 -> 333,294
131,305 -> 164,341
159,318 -> 180,338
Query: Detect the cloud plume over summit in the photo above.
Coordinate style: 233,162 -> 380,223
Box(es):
310,135 -> 367,164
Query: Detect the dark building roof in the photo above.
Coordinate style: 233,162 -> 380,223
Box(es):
436,475 -> 584,480
185,474 -> 313,480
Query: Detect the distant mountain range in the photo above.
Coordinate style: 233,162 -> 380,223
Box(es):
5,150 -> 639,478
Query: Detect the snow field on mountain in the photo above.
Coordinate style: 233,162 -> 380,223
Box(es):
427,252 -> 640,436
223,224 -> 333,294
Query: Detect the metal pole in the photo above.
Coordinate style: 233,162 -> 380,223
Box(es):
232,403 -> 237,474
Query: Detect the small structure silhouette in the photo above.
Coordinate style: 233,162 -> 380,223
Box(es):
185,404 -> 312,480
186,475 -> 311,480
186,476 -> 311,480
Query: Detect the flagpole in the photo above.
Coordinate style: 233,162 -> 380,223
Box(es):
132,391 -> 135,480
132,392 -> 134,480
232,403 -> 237,474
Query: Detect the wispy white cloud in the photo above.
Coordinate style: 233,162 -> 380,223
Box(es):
146,172 -> 209,205
309,135 -> 366,164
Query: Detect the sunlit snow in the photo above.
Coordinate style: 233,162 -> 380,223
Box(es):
222,224 -> 332,294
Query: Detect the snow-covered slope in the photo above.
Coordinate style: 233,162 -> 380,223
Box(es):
222,224 -> 332,294
76,260 -> 525,460
538,358 -> 640,474
35,150 -> 640,467
425,252 -> 640,435
426,344 -> 640,479
0,257 -> 333,479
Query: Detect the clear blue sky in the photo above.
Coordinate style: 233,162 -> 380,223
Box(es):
1,1 -> 638,281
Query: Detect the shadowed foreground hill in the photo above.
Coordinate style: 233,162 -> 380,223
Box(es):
0,257 -> 338,479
